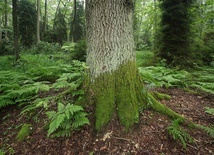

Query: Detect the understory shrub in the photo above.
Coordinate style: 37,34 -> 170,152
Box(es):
62,40 -> 86,61
46,102 -> 90,137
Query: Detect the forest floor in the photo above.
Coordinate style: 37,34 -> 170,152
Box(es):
0,88 -> 213,155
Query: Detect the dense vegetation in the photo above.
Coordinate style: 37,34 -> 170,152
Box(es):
0,0 -> 213,154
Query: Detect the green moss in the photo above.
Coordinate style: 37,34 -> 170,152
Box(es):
148,93 -> 185,120
89,61 -> 147,131
152,92 -> 171,100
16,124 -> 32,141
115,61 -> 142,129
91,73 -> 115,130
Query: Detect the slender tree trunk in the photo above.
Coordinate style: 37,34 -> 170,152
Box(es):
36,0 -> 40,43
53,0 -> 62,29
72,0 -> 76,42
86,0 -> 146,131
4,0 -> 8,39
0,17 -> 2,53
12,0 -> 19,61
44,0 -> 47,32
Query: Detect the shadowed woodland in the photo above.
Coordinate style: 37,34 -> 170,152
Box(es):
0,0 -> 213,154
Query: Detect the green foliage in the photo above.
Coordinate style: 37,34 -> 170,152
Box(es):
158,0 -> 193,68
70,1 -> 86,42
46,103 -> 90,137
16,124 -> 33,141
205,107 -> 214,115
167,119 -> 194,149
20,97 -> 50,116
138,65 -> 214,94
195,107 -> 214,138
138,66 -> 190,88
0,74 -> 50,109
136,51 -> 154,67
190,67 -> 214,94
0,39 -> 14,55
53,9 -> 67,45
26,41 -> 62,54
0,71 -> 32,108
62,40 -> 86,62
18,0 -> 37,47
197,125 -> 214,138
0,150 -> 5,155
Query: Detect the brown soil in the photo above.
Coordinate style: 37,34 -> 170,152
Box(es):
0,88 -> 213,155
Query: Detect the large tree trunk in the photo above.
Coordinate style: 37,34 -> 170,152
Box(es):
86,0 -> 146,131
12,0 -> 19,61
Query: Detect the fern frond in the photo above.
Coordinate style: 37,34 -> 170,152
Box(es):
205,107 -> 214,115
47,113 -> 66,137
197,125 -> 214,137
72,117 -> 90,129
0,96 -> 15,108
69,105 -> 84,115
167,119 -> 193,149
46,103 -> 89,137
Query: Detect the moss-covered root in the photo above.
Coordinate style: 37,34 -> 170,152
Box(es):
115,62 -> 140,130
92,73 -> 115,131
147,93 -> 185,121
16,124 -> 32,141
151,91 -> 171,100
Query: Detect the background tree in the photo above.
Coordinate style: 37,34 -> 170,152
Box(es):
0,17 -> 2,53
134,0 -> 161,51
157,0 -> 193,67
18,0 -> 36,47
190,0 -> 214,65
36,0 -> 40,43
53,9 -> 67,45
4,0 -> 8,39
70,0 -> 85,42
12,0 -> 19,61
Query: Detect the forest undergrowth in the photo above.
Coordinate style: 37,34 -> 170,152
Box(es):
0,49 -> 213,154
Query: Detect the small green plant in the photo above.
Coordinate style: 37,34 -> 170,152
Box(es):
46,102 -> 90,137
138,66 -> 190,88
0,146 -> 14,155
167,119 -> 194,149
196,107 -> 214,138
0,150 -> 5,155
205,107 -> 214,115
198,125 -> 214,137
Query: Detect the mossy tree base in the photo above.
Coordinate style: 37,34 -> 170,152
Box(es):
87,61 -> 196,131
88,61 -> 147,131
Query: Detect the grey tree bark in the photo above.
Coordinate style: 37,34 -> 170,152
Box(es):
86,0 -> 135,80
86,0 -> 142,130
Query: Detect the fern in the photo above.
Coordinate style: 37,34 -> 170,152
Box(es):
167,119 -> 194,149
20,97 -> 50,115
138,66 -> 190,88
198,125 -> 214,137
46,103 -> 90,137
205,107 -> 214,115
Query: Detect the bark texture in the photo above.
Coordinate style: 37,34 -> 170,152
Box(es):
12,0 -> 19,61
86,0 -> 135,80
86,0 -> 145,130
36,0 -> 40,43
